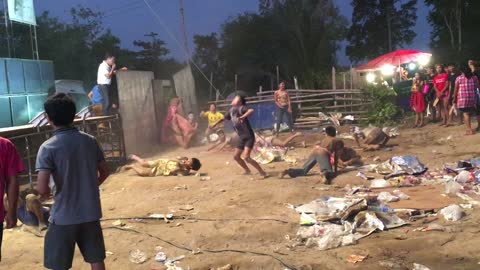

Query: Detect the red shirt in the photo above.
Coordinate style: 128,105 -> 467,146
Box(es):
433,73 -> 448,92
0,137 -> 24,222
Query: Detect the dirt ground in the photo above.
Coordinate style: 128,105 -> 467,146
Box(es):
3,121 -> 480,270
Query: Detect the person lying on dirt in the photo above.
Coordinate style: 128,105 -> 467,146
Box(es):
125,154 -> 201,177
4,188 -> 50,232
353,127 -> 390,151
279,126 -> 344,184
338,146 -> 363,168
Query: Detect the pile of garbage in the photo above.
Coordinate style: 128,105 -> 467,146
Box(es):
291,197 -> 408,250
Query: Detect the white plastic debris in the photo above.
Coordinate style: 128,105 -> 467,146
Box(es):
445,181 -> 462,195
129,249 -> 147,264
154,252 -> 167,262
377,192 -> 399,203
370,179 -> 391,188
392,190 -> 410,200
439,204 -> 464,221
455,170 -> 471,183
413,263 -> 431,270
300,212 -> 317,226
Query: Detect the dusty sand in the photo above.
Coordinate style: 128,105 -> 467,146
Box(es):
3,122 -> 480,270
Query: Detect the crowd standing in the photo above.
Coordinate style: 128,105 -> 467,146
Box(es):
410,60 -> 480,135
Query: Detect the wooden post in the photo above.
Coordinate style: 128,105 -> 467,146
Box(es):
209,72 -> 213,100
343,73 -> 346,90
234,74 -> 238,95
332,67 -> 336,90
276,65 -> 280,86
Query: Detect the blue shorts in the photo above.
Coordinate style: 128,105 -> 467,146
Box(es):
17,205 -> 50,226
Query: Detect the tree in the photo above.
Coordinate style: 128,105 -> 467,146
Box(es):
425,0 -> 480,62
221,0 -> 348,91
192,33 -> 224,100
346,0 -> 417,63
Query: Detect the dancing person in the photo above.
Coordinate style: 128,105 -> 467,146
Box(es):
274,81 -> 293,135
453,65 -> 480,135
161,97 -> 196,149
354,127 -> 390,151
279,126 -> 343,184
0,136 -> 23,261
36,93 -> 110,270
410,72 -> 426,127
126,155 -> 201,177
433,64 -> 450,126
224,95 -> 268,178
200,103 -> 225,143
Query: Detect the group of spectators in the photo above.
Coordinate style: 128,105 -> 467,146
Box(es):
410,61 -> 480,135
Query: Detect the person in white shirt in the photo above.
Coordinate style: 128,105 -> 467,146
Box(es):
96,53 -> 117,115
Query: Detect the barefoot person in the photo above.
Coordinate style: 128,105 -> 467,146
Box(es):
353,127 -> 390,151
280,126 -> 343,184
4,189 -> 49,232
36,93 -> 110,270
274,81 -> 293,135
453,64 -> 480,135
433,64 -> 450,126
126,155 -> 201,177
161,98 -> 196,149
0,136 -> 23,261
200,103 -> 225,143
410,72 -> 425,127
224,95 -> 268,178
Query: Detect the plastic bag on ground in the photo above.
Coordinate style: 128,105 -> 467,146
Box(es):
392,189 -> 410,200
413,263 -> 431,270
377,192 -> 399,203
296,223 -> 356,250
439,204 -> 464,221
295,197 -> 367,221
445,181 -> 462,195
455,170 -> 472,183
370,179 -> 391,188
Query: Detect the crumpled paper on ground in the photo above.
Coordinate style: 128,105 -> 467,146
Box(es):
295,197 -> 367,221
361,156 -> 427,178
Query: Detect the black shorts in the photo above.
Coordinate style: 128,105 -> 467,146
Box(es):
459,107 -> 476,115
234,135 -> 255,150
44,220 -> 106,270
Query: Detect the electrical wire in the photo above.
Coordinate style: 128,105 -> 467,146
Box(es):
101,216 -> 290,224
104,226 -> 298,270
142,0 -> 220,93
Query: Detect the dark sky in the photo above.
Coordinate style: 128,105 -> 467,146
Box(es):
34,0 -> 431,65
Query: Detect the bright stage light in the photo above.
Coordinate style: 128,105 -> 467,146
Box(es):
381,64 -> 395,76
417,55 -> 430,66
366,73 -> 376,83
408,62 -> 417,71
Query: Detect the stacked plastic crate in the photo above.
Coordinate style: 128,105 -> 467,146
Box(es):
0,58 -> 55,128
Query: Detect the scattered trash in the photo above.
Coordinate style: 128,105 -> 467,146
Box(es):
112,220 -> 126,227
368,204 -> 395,214
373,156 -> 381,162
413,263 -> 431,270
455,170 -> 473,183
346,254 -> 368,264
154,246 -> 163,251
105,251 -> 114,257
460,203 -> 473,209
200,176 -> 211,181
296,222 -> 356,250
129,249 -> 147,264
356,172 -> 373,180
194,172 -> 201,177
180,205 -> 194,211
377,192 -> 400,203
445,181 -> 462,196
414,223 -> 445,232
439,205 -> 464,221
392,189 -> 410,200
300,212 -> 317,226
370,179 -> 391,188
295,197 -> 367,221
149,213 -> 174,219
165,255 -> 186,265
174,185 -> 188,190
378,260 -> 405,269
154,252 -> 167,262
212,264 -> 233,270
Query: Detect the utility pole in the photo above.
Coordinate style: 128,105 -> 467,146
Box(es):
178,0 -> 190,61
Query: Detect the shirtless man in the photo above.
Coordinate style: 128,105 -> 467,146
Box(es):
126,154 -> 201,177
274,81 -> 293,135
354,127 -> 390,151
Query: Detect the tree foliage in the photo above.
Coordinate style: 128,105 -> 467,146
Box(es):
346,0 -> 417,63
425,0 -> 480,63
